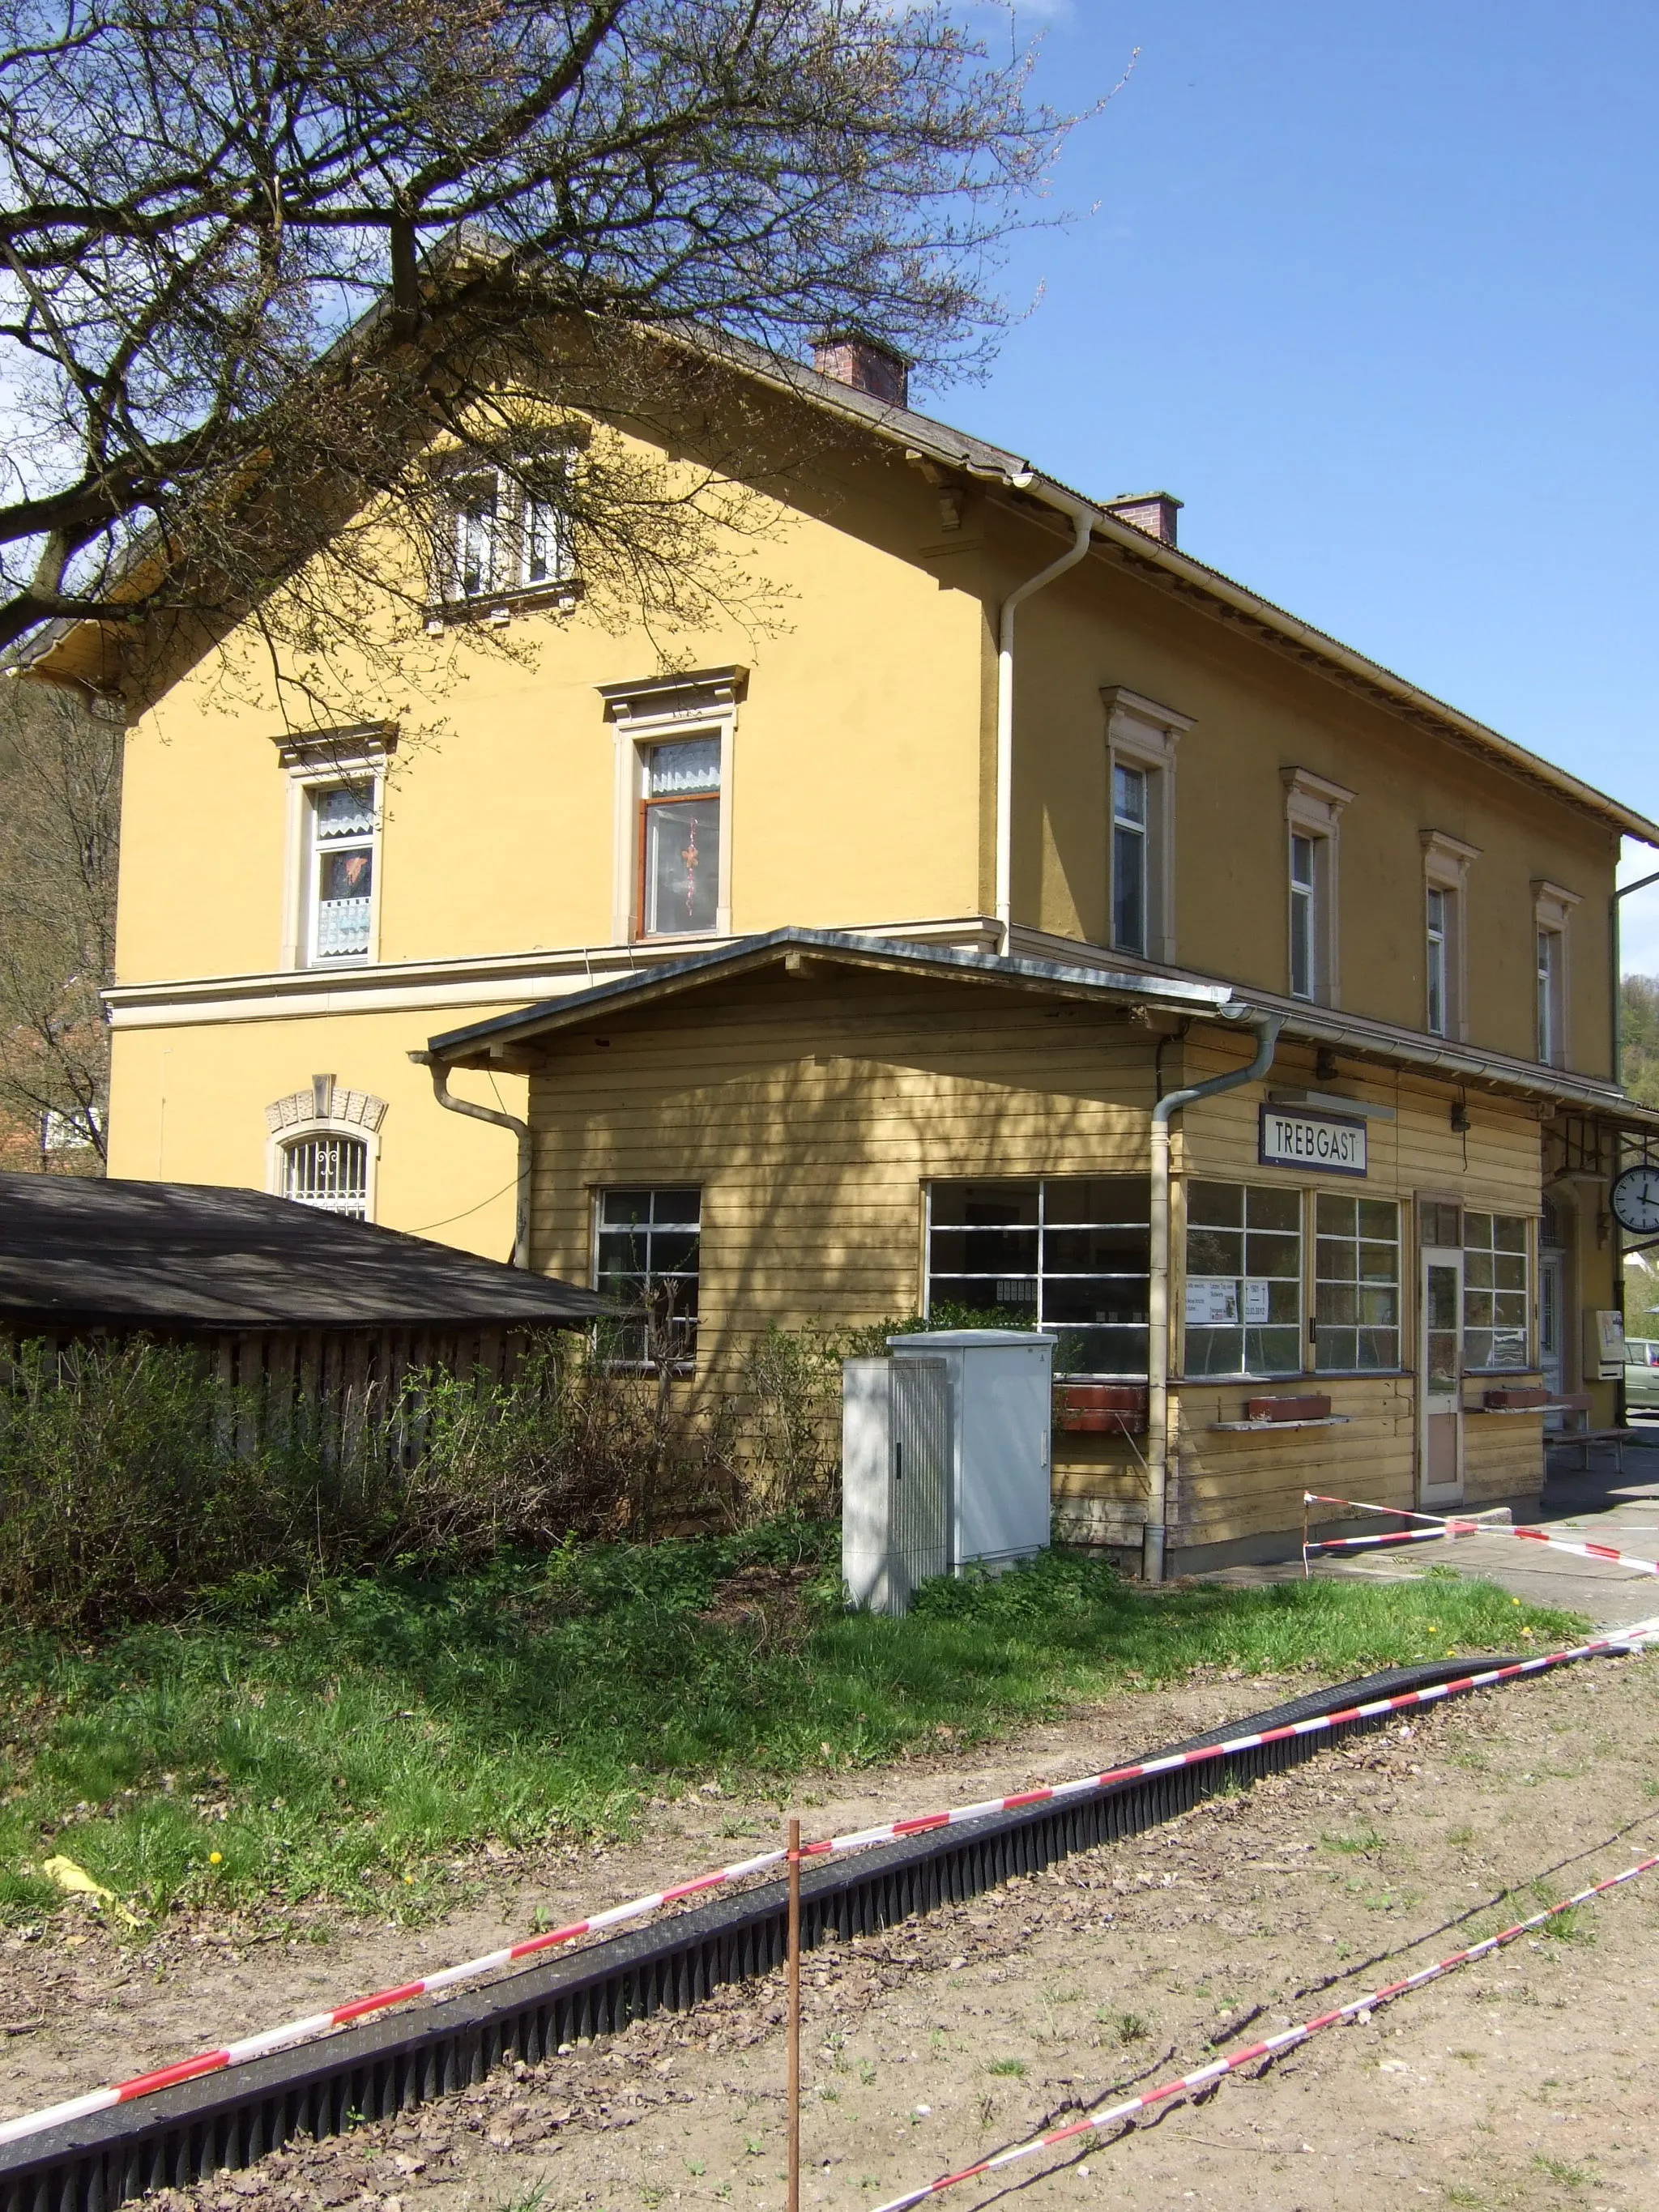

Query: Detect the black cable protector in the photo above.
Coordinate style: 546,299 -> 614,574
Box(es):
0,1655 -> 1563,2212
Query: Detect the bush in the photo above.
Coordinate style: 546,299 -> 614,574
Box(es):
0,1335 -> 745,1632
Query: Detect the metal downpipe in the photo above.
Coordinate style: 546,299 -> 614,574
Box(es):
1144,1008 -> 1285,1583
424,1060 -> 532,1270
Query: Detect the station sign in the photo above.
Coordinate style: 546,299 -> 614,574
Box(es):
1258,1105 -> 1367,1178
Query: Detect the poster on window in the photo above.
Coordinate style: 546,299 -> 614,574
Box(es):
1186,1276 -> 1239,1326
1243,1278 -> 1272,1324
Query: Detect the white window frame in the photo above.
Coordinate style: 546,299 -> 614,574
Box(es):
274,724 -> 395,971
1100,686 -> 1190,964
1421,830 -> 1480,1042
599,667 -> 746,944
264,1073 -> 387,1222
433,454 -> 578,613
1533,879 -> 1580,1068
1282,767 -> 1354,1006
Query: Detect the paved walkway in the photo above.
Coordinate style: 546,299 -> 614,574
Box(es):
1203,1434 -> 1659,1632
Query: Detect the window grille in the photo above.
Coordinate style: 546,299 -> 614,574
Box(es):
595,1187 -> 702,1369
282,1134 -> 369,1218
926,1178 -> 1150,1377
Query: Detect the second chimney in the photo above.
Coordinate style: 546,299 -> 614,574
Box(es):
1105,492 -> 1182,548
812,332 -> 911,408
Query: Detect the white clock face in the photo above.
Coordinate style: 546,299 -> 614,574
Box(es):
1611,1166 -> 1659,1235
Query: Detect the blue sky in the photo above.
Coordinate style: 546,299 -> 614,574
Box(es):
931,3 -> 1659,966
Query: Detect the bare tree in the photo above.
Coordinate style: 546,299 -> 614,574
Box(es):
0,677 -> 121,1166
0,1 -> 1079,722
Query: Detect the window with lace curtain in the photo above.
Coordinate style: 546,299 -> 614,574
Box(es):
306,782 -> 377,964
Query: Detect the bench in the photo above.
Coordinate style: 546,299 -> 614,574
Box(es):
1548,1426 -> 1648,1476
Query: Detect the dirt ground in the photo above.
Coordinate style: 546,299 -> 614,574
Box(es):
9,1652 -> 1659,2212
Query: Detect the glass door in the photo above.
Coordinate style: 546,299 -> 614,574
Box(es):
1419,1246 -> 1465,1505
1539,1250 -> 1565,1430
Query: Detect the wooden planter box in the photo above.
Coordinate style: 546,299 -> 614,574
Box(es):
1243,1393 -> 1333,1423
1055,1382 -> 1148,1434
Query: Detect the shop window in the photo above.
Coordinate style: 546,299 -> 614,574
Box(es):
926,1178 -> 1150,1376
1183,1182 -> 1303,1377
595,1187 -> 702,1370
281,1133 -> 369,1218
1314,1195 -> 1401,1371
639,736 -> 721,937
1464,1211 -> 1530,1369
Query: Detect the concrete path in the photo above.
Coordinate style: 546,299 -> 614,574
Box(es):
1203,1434 -> 1659,1632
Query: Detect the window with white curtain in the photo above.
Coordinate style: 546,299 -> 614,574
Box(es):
640,736 -> 722,936
1111,762 -> 1149,956
442,464 -> 574,603
308,782 -> 377,963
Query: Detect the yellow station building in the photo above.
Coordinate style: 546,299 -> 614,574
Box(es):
35,334 -> 1659,1571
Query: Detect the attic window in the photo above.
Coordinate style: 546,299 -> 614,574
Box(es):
440,462 -> 574,606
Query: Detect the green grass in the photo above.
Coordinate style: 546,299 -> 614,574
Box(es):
0,1528 -> 1585,1929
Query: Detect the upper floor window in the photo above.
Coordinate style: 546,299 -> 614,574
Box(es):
441,462 -> 574,605
1426,887 -> 1450,1035
599,667 -> 745,946
640,736 -> 721,937
1421,832 -> 1478,1042
1537,927 -> 1561,1064
309,782 -> 377,963
595,1187 -> 701,1370
1532,880 -> 1580,1068
282,1132 -> 369,1217
1102,686 -> 1188,964
927,1177 -> 1151,1377
1282,767 -> 1353,1007
1289,833 -> 1321,1001
1111,763 -> 1149,956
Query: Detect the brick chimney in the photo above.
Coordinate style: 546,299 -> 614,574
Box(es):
1105,492 -> 1182,548
812,332 -> 911,408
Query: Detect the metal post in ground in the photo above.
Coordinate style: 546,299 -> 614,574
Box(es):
787,1815 -> 801,2212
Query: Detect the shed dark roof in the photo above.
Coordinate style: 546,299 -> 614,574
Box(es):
0,1173 -> 606,1332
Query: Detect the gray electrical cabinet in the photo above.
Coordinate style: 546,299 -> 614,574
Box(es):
842,1329 -> 1055,1614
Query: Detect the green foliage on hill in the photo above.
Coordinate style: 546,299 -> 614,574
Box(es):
1623,974 -> 1659,1106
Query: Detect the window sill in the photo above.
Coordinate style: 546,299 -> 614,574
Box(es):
1208,1416 -> 1353,1432
426,578 -> 583,626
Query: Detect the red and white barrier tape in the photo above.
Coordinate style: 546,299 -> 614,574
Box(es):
1303,1492 -> 1659,1579
2,1626 -> 1650,2151
870,1848 -> 1659,2212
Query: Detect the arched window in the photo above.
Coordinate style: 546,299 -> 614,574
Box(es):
266,1076 -> 386,1222
281,1132 -> 369,1218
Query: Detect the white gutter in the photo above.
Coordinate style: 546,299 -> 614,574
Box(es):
1145,1007 -> 1285,1585
996,494 -> 1102,948
424,1060 -> 532,1269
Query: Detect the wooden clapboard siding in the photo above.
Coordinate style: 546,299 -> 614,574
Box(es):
527,971 -> 1555,1555
531,976 -> 1161,1369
